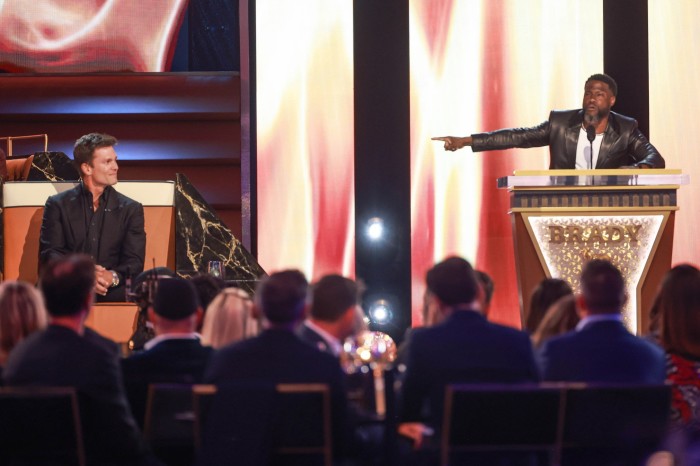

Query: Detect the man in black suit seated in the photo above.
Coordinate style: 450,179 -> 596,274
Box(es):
39,133 -> 145,302
204,270 -> 351,461
297,274 -> 360,357
399,257 -> 539,449
3,254 -> 154,465
538,259 -> 665,383
121,278 -> 213,428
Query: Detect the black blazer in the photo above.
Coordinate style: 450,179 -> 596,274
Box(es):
400,310 -> 540,427
471,109 -> 665,169
3,325 -> 149,465
121,338 -> 214,427
538,319 -> 666,384
296,321 -> 336,357
39,184 -> 146,300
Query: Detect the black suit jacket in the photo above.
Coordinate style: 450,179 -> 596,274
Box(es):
205,329 -> 350,457
121,338 -> 214,427
471,109 -> 665,169
538,319 -> 666,383
400,310 -> 539,428
296,321 -> 336,357
3,325 -> 149,465
39,183 -> 146,301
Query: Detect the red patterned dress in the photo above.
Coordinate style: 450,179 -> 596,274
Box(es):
666,352 -> 700,432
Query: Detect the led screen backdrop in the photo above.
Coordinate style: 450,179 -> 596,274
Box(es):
0,0 -> 188,72
255,0 -> 355,281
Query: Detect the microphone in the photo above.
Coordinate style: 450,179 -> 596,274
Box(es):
586,125 -> 596,169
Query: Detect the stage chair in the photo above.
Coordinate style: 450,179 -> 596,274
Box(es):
556,384 -> 672,466
0,386 -> 85,466
441,384 -> 562,466
193,383 -> 332,466
143,383 -> 196,466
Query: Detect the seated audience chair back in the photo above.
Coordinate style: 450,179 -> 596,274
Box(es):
193,383 -> 332,466
0,387 -> 85,466
441,384 -> 562,466
143,383 -> 196,466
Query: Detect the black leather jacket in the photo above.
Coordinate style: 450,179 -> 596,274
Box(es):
470,109 -> 665,169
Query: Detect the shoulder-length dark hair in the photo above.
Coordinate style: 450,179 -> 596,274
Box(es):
658,264 -> 700,358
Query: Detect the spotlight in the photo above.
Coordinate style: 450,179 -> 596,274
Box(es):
368,299 -> 392,325
366,217 -> 384,241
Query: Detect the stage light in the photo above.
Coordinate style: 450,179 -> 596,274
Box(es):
366,217 -> 384,241
368,299 -> 393,324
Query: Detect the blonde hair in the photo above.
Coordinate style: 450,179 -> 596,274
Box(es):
0,281 -> 48,364
201,288 -> 259,348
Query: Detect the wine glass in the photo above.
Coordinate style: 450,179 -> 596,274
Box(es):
207,260 -> 225,279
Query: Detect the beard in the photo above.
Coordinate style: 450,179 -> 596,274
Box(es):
583,107 -> 609,126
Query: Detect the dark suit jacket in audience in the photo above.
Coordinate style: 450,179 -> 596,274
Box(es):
400,309 -> 540,428
3,325 -> 150,465
296,322 -> 336,357
205,329 -> 350,457
121,337 -> 214,427
539,319 -> 666,383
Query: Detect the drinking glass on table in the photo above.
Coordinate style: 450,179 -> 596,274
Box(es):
207,260 -> 225,279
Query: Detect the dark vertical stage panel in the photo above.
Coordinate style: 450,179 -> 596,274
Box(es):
189,0 -> 241,71
241,0 -> 257,255
354,0 -> 411,342
603,0 -> 650,137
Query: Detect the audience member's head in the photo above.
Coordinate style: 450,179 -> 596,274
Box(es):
149,278 -> 202,334
579,259 -> 626,315
40,254 -> 96,318
531,294 -> 580,348
475,270 -> 495,316
425,257 -> 479,318
189,273 -> 226,312
526,278 -> 573,333
309,274 -> 360,340
656,264 -> 700,359
255,270 -> 308,328
0,281 -> 48,364
201,288 -> 258,348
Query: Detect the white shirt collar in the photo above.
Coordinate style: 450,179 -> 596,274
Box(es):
304,320 -> 343,357
575,313 -> 622,332
144,332 -> 200,351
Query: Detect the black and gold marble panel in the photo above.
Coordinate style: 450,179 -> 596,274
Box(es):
27,151 -> 79,181
174,173 -> 265,295
512,189 -> 677,209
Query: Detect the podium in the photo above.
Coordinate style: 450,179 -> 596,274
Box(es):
498,169 -> 689,335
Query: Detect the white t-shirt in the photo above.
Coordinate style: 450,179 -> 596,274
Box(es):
575,127 -> 604,169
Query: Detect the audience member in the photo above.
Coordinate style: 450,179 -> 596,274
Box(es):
399,257 -> 539,450
531,294 -> 580,349
121,278 -> 213,428
539,259 -> 665,383
204,270 -> 350,460
297,274 -> 360,357
475,269 -> 495,316
0,281 -> 48,375
526,278 -> 573,333
200,287 -> 259,349
655,264 -> 700,433
188,273 -> 225,331
3,254 -> 151,465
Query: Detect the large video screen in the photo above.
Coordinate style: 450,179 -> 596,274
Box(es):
0,0 -> 187,72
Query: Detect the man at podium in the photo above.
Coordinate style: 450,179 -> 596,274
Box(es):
433,73 -> 665,170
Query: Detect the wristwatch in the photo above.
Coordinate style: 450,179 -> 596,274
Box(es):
110,270 -> 120,288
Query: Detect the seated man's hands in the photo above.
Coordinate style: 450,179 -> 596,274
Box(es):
431,136 -> 472,152
94,265 -> 113,296
398,422 -> 434,450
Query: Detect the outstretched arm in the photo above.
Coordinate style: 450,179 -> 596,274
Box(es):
431,136 -> 473,152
